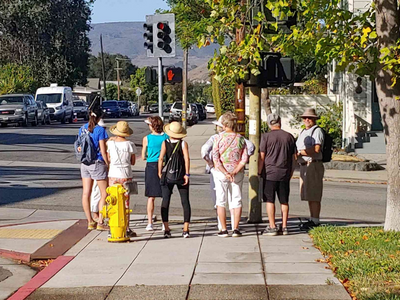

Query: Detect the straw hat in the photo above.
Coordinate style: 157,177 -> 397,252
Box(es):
164,121 -> 187,139
110,121 -> 133,137
300,108 -> 319,119
212,116 -> 224,128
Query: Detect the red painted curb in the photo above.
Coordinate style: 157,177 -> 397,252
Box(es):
0,249 -> 30,262
8,256 -> 74,300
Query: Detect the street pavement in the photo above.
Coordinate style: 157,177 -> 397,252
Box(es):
0,115 -> 387,299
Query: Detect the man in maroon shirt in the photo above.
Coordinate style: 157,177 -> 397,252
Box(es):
258,114 -> 297,236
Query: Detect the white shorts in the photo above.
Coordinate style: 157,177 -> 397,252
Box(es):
214,170 -> 244,209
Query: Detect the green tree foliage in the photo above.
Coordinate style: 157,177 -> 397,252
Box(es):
130,67 -> 158,106
105,83 -> 118,100
88,53 -> 137,82
0,0 -> 93,87
0,63 -> 38,95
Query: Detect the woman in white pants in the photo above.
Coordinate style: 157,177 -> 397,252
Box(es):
212,112 -> 249,237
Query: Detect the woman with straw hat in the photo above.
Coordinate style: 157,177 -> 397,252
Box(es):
158,121 -> 191,238
107,121 -> 138,237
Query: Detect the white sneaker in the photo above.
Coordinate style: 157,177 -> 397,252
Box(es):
146,224 -> 154,231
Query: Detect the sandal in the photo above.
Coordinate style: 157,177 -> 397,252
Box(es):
97,223 -> 109,231
88,221 -> 97,230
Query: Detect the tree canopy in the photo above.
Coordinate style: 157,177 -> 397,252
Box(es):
88,53 -> 137,82
0,0 -> 93,87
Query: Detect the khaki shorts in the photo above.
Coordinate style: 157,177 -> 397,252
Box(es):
299,161 -> 324,202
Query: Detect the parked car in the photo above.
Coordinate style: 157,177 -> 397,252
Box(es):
191,104 -> 199,124
101,100 -> 121,118
195,103 -> 207,121
0,94 -> 38,127
149,104 -> 159,113
36,101 -> 51,125
73,100 -> 89,120
164,103 -> 172,112
35,84 -> 74,124
169,102 -> 198,126
205,103 -> 215,114
117,100 -> 131,117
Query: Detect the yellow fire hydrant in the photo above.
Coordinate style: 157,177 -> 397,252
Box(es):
100,184 -> 131,243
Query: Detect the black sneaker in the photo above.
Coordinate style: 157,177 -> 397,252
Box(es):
299,220 -> 319,231
263,226 -> 278,236
277,225 -> 289,236
126,228 -> 137,238
182,231 -> 190,238
232,229 -> 242,237
218,230 -> 229,237
164,230 -> 172,238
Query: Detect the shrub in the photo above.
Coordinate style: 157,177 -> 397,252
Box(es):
0,64 -> 38,95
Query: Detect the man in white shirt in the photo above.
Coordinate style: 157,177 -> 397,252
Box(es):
296,108 -> 325,230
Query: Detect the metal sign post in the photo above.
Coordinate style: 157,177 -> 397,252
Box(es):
158,57 -> 163,120
136,88 -> 142,113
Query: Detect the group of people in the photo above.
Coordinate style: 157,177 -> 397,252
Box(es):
78,105 -> 325,239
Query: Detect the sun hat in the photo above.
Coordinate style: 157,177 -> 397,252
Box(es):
300,108 -> 319,119
267,113 -> 281,126
110,121 -> 133,137
212,116 -> 224,128
164,121 -> 187,139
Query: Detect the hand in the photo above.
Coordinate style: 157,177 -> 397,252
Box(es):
77,146 -> 82,152
225,173 -> 233,182
183,175 -> 190,186
158,173 -> 162,179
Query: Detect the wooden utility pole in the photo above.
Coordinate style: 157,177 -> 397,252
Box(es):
235,0 -> 246,135
248,86 -> 262,223
116,58 -> 122,100
100,34 -> 107,103
182,48 -> 188,128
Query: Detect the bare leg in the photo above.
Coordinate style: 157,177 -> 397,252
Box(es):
92,212 -> 99,222
233,207 -> 242,230
82,178 -> 94,223
217,206 -> 227,231
96,180 -> 108,224
266,202 -> 276,228
183,222 -> 189,232
281,204 -> 289,228
309,202 -> 321,219
230,209 -> 235,231
147,197 -> 155,225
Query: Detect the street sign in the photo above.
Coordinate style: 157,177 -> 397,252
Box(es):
165,67 -> 182,83
136,88 -> 142,97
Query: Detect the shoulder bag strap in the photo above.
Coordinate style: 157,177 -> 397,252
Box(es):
220,133 -> 237,156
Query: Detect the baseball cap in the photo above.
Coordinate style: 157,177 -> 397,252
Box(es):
267,113 -> 281,126
144,118 -> 151,125
212,116 -> 224,127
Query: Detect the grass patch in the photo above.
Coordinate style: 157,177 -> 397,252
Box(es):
310,226 -> 400,300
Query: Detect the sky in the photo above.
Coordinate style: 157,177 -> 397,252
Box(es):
91,0 -> 169,24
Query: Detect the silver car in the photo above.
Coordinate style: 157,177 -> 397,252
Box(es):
0,94 -> 38,127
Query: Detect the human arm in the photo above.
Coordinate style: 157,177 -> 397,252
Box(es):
182,140 -> 190,185
298,128 -> 324,157
141,136 -> 147,161
258,152 -> 266,176
298,145 -> 321,156
201,136 -> 215,168
158,141 -> 166,178
99,139 -> 109,166
231,142 -> 248,177
131,154 -> 136,166
212,136 -> 232,181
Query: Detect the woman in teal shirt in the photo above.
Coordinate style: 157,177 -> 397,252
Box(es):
142,116 -> 168,231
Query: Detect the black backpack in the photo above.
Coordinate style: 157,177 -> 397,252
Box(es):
311,126 -> 333,163
162,140 -> 186,184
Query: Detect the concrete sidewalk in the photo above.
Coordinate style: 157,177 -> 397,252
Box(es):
0,207 -> 357,300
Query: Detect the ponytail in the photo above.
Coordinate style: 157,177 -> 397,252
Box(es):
88,107 -> 103,133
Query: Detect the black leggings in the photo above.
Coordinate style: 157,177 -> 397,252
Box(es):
161,182 -> 191,223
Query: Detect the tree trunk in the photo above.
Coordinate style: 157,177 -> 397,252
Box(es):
261,88 -> 272,115
375,0 -> 400,231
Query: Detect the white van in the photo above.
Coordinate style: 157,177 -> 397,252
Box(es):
35,84 -> 74,123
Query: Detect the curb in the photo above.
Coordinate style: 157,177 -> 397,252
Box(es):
0,249 -> 31,263
8,256 -> 74,300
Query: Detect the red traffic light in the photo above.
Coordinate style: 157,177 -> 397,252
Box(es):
165,67 -> 182,84
157,22 -> 165,30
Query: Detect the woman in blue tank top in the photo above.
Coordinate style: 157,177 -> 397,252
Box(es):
142,116 -> 168,231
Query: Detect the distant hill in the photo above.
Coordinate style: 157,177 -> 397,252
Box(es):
89,22 -> 217,80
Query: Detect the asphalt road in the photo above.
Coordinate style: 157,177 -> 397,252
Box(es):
0,115 -> 387,223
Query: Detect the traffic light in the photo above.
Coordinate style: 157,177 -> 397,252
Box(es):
152,14 -> 176,58
165,67 -> 182,84
143,18 -> 154,57
145,67 -> 157,84
240,52 -> 295,88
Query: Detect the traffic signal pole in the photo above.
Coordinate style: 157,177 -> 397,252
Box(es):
248,86 -> 262,223
182,48 -> 188,129
158,57 -> 164,120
